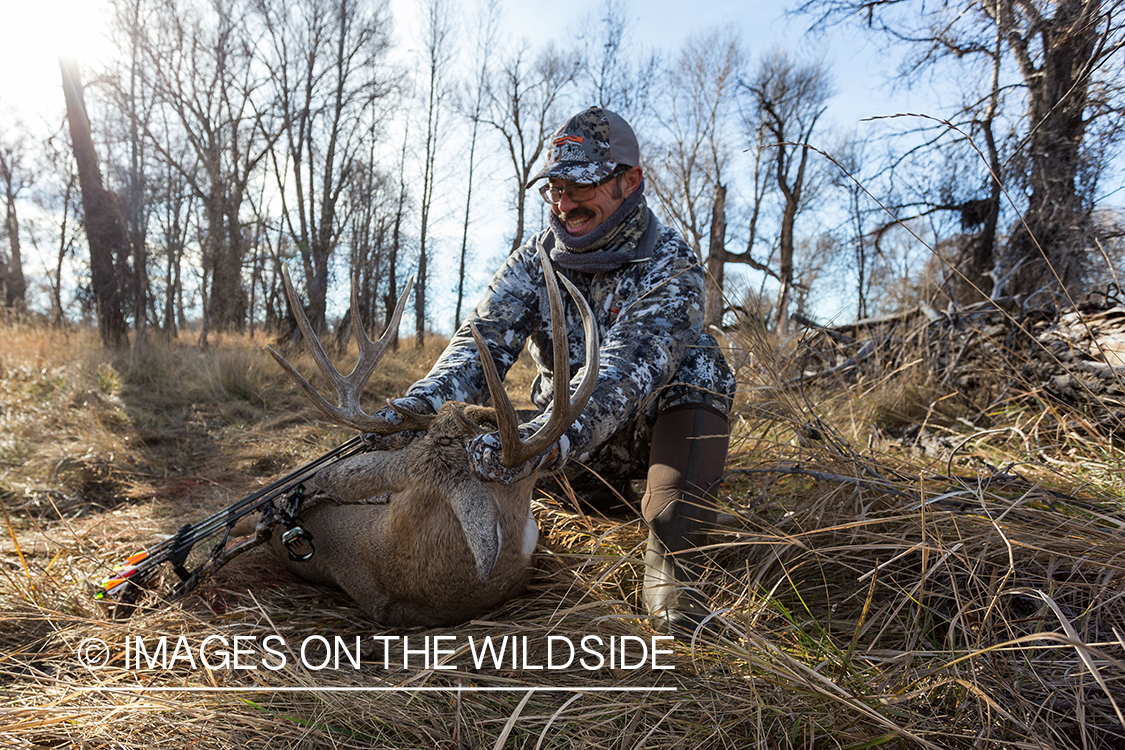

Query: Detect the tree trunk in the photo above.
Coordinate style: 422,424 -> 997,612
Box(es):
415,0 -> 450,349
206,200 -> 248,334
2,179 -> 26,312
511,186 -> 527,255
704,183 -> 727,329
968,23 -> 1005,301
455,115 -> 481,329
198,194 -> 223,345
415,223 -> 428,348
125,0 -> 148,350
163,243 -> 178,342
1002,0 -> 1096,298
60,57 -> 129,349
776,178 -> 799,335
52,176 -> 75,326
385,124 -> 408,352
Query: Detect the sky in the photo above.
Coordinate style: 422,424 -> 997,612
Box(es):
0,0 -> 945,329
0,0 -> 914,125
0,0 -> 115,123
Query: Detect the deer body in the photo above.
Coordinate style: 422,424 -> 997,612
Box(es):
272,404 -> 539,626
268,247 -> 595,627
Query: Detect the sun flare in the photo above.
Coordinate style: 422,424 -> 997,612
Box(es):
1,0 -> 113,119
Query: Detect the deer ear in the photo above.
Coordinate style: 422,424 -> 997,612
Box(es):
448,404 -> 488,436
449,488 -> 502,581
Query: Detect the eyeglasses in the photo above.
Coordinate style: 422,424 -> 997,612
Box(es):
538,170 -> 623,204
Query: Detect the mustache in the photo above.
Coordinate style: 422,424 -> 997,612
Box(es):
558,208 -> 595,222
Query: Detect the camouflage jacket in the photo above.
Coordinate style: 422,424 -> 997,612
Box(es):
403,207 -> 705,464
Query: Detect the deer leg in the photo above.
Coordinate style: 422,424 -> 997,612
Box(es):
641,404 -> 729,637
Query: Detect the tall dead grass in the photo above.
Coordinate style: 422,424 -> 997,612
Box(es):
1,320 -> 1123,748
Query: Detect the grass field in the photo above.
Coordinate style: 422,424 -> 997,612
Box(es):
1,322 -> 1123,749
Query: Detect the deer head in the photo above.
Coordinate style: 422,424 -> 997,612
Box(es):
266,246 -> 598,627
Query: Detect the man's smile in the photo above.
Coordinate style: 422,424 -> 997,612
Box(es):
560,209 -> 596,235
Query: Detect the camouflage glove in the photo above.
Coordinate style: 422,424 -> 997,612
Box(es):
361,397 -> 433,451
466,432 -> 564,485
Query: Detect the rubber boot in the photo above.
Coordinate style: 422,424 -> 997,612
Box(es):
641,404 -> 729,638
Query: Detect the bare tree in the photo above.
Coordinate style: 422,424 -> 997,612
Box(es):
343,48 -> 400,345
829,136 -> 875,319
644,29 -> 741,327
151,151 -> 195,341
708,110 -> 774,329
0,126 -> 31,312
258,0 -> 392,335
799,0 -> 1125,301
453,0 -> 499,331
830,22 -> 1010,306
384,120 -> 412,350
414,0 -> 456,348
34,130 -> 82,325
647,31 -> 741,259
994,0 -> 1123,298
742,51 -> 833,334
791,233 -> 839,321
866,219 -> 945,313
344,159 -> 394,337
106,0 -> 159,348
60,57 -> 130,348
575,0 -> 658,125
483,42 -> 578,253
144,0 -> 276,342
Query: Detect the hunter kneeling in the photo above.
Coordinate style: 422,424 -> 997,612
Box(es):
274,107 -> 734,634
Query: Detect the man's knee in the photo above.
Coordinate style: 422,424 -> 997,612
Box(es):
655,333 -> 737,416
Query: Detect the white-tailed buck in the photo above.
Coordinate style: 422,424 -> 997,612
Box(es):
266,247 -> 597,627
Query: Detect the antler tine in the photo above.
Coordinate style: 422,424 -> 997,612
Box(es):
267,266 -> 423,434
470,244 -> 600,468
346,274 -> 412,405
470,320 -> 522,458
518,268 -> 599,463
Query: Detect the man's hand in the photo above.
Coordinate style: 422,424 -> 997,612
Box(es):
362,398 -> 432,451
467,433 -> 562,485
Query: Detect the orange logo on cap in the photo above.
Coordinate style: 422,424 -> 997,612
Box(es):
553,135 -> 584,146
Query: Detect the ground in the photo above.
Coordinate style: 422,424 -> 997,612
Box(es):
1,322 -> 1123,749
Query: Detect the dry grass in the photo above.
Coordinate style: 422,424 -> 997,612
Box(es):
1,321 -> 1124,748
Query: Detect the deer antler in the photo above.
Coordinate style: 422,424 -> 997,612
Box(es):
469,245 -> 599,468
268,268 -> 432,434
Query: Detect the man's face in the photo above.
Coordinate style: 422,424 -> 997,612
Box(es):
549,167 -> 641,237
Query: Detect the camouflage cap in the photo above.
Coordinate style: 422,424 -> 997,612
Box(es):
526,107 -> 641,188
